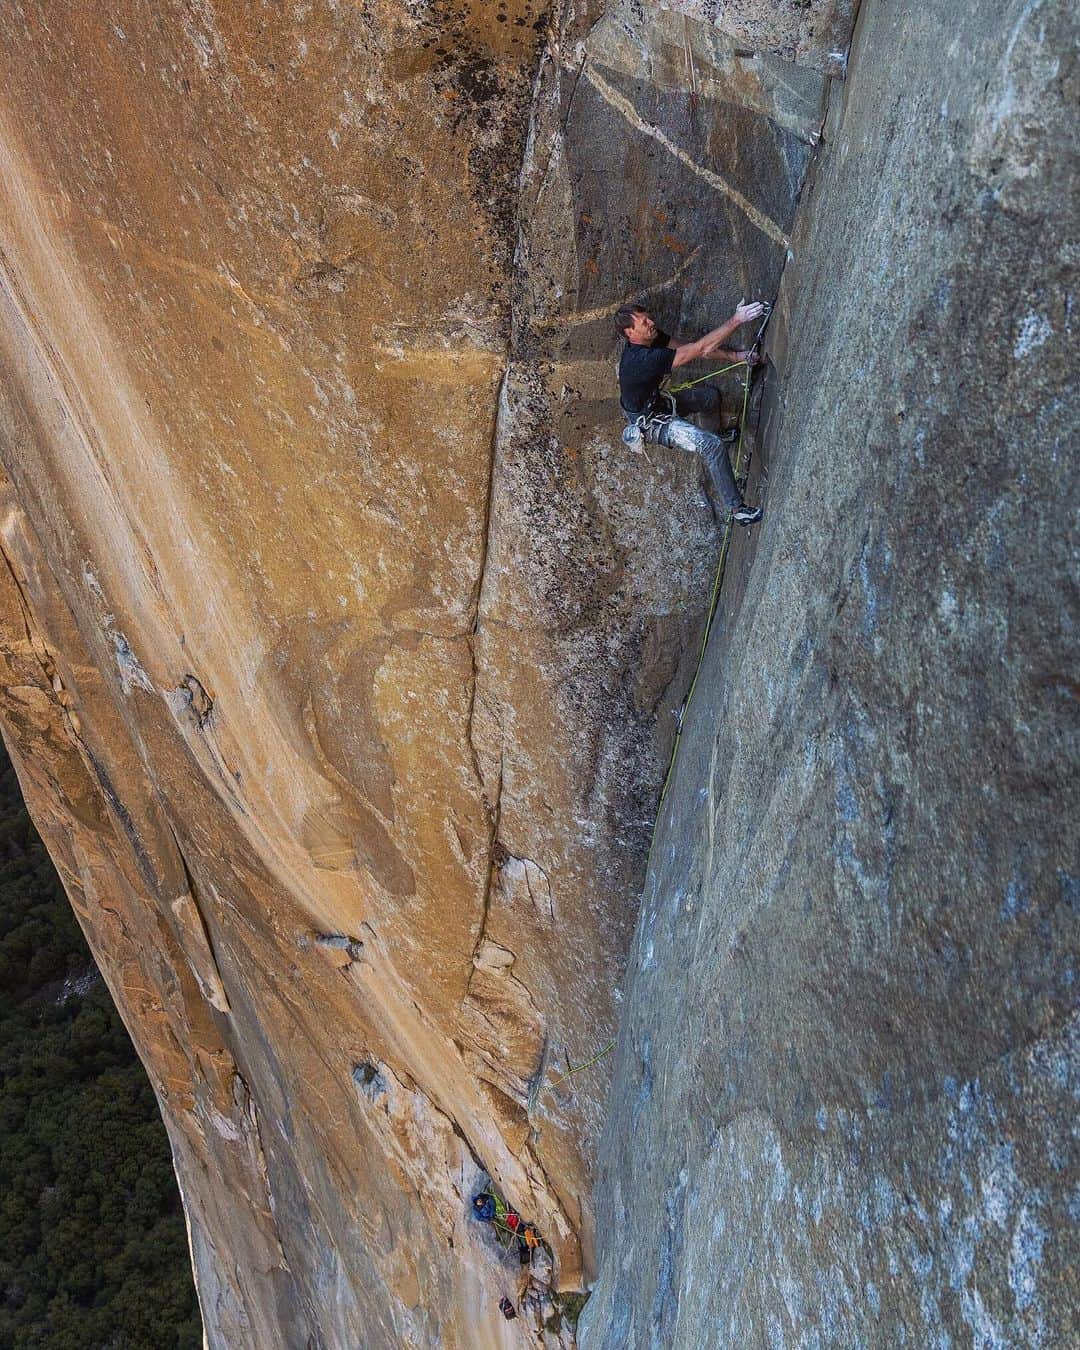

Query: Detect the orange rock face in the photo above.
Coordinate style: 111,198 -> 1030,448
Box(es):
0,0 -> 833,1343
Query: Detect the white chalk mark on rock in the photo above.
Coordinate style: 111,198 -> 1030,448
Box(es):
581,64 -> 792,249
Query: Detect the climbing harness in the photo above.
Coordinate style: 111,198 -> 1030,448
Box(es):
643,390 -> 677,431
622,389 -> 677,461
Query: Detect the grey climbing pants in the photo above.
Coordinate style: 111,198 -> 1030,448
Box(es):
643,385 -> 744,512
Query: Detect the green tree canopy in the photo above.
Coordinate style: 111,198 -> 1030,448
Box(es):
0,750 -> 200,1349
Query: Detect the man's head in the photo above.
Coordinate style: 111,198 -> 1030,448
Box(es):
615,305 -> 659,345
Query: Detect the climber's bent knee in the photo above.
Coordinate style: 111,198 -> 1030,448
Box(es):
656,417 -> 743,512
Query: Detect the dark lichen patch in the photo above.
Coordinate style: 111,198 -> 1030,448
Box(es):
406,3 -> 551,280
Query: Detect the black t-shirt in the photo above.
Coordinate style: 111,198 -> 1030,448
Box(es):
619,330 -> 674,416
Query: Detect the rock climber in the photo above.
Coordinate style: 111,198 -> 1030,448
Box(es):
616,300 -> 766,524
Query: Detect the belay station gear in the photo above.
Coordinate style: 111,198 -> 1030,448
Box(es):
472,1186 -> 549,1324
471,1187 -> 542,1256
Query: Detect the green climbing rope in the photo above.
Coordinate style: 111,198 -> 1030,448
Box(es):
546,1039 -> 616,1092
667,359 -> 743,394
646,350 -> 760,870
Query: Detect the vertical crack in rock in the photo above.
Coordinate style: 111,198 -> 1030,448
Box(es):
469,367 -> 510,640
466,368 -> 510,978
463,624 -> 504,976
0,533 -> 48,668
166,823 -> 232,1015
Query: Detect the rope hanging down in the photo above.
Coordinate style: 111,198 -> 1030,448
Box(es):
539,306 -> 775,1091
649,303 -> 773,849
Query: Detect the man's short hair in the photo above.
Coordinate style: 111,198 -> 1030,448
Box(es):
614,304 -> 646,336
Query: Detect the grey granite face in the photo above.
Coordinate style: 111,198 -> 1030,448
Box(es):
584,0 -> 1079,1345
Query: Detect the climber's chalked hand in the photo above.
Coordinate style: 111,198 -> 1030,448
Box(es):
733,299 -> 766,326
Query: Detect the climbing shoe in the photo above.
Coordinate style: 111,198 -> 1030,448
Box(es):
733,504 -> 763,525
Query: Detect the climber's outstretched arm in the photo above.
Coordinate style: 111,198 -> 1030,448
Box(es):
700,345 -> 761,365
669,300 -> 765,368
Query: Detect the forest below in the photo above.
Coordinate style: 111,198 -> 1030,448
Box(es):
0,746 -> 200,1348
